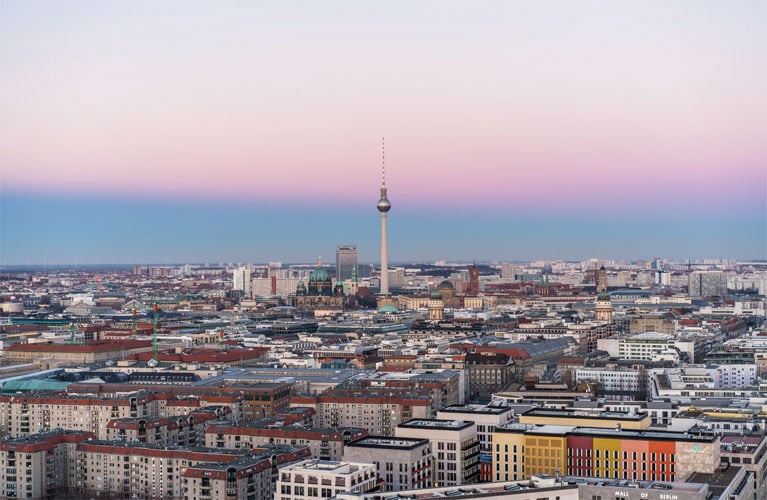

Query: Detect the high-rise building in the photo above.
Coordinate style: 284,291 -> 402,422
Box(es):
500,263 -> 516,279
232,265 -> 251,296
336,245 -> 358,282
377,138 -> 391,295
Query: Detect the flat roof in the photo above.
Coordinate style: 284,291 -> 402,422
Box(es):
440,404 -> 512,415
346,436 -> 430,450
398,419 -> 473,431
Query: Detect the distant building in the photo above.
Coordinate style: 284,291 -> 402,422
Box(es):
467,264 -> 480,295
336,245 -> 358,282
689,271 -> 727,298
233,265 -> 252,296
294,258 -> 344,313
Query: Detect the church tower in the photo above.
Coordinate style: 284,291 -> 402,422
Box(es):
595,290 -> 613,322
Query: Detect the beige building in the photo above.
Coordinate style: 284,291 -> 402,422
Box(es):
0,391 -> 240,439
2,339 -> 153,365
719,435 -> 767,500
437,404 -> 513,455
105,406 -> 230,446
205,423 -> 367,461
396,419 -> 479,487
290,393 -> 435,436
0,430 -> 91,499
343,436 -> 432,492
276,459 -> 378,500
74,441 -> 309,500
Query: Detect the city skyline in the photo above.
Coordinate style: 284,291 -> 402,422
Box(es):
1,1 -> 765,264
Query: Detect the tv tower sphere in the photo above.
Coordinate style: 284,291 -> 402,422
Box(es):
377,193 -> 391,213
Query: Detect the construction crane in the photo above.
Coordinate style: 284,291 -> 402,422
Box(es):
131,308 -> 137,339
153,303 -> 159,362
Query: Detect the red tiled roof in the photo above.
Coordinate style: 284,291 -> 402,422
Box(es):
6,340 -> 151,353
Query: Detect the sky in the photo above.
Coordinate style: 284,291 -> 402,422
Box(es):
1,1 -> 765,265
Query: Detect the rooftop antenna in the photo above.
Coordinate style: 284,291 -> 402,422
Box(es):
382,136 -> 386,189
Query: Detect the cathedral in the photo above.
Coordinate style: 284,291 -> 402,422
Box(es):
294,258 -> 344,312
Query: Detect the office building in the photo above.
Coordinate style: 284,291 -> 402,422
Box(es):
233,265 -> 252,296
492,424 -> 720,483
343,436 -> 432,492
396,419 -> 480,487
336,245 -> 358,282
276,459 -> 378,500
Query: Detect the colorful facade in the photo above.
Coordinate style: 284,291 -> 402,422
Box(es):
493,424 -> 719,483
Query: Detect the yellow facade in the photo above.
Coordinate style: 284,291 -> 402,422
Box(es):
523,434 -> 567,477
491,429 -> 525,482
592,437 -> 622,479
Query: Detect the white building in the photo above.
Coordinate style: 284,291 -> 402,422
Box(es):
232,266 -> 252,296
612,332 -> 679,362
276,460 -> 378,500
396,419 -> 479,487
711,364 -> 757,389
575,366 -> 645,395
436,404 -> 513,454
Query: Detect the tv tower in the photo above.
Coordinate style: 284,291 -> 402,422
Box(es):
377,137 -> 391,296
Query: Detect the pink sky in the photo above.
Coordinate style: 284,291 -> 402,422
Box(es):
1,1 -> 765,211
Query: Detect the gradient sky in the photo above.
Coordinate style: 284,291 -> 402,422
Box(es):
1,1 -> 765,265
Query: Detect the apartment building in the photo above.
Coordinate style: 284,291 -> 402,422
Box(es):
396,419 -> 479,487
205,423 -> 367,461
276,460 -> 378,500
343,436 -> 432,492
492,423 -> 720,483
66,381 -> 290,419
0,430 -> 92,499
78,442 -> 309,500
718,435 -> 767,500
0,391 -> 238,439
290,390 -> 435,436
105,406 -> 230,446
437,403 -> 513,481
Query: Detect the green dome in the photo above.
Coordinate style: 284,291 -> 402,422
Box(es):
309,268 -> 330,282
378,304 -> 398,313
430,289 -> 443,299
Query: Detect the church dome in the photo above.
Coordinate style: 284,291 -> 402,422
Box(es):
437,280 -> 454,290
309,268 -> 330,282
430,289 -> 443,299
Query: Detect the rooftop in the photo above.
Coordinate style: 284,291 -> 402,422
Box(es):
345,436 -> 429,450
398,419 -> 473,431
